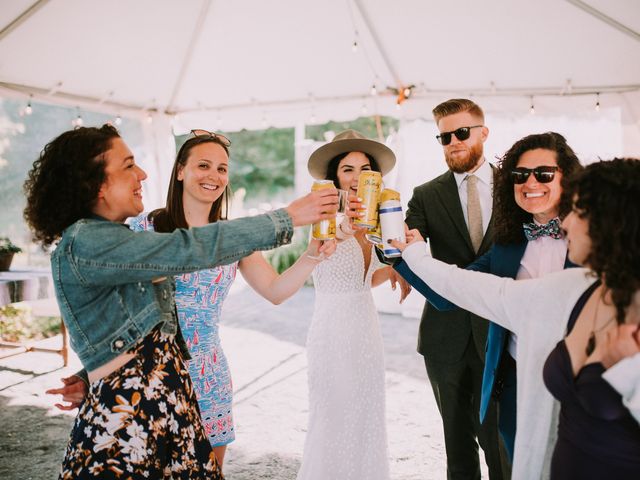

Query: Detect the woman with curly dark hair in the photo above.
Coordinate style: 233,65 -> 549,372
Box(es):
395,158 -> 640,479
23,124 -> 338,479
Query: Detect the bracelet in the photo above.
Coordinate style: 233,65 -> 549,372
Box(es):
305,253 -> 324,262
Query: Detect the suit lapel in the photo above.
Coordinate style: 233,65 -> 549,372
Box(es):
434,172 -> 475,252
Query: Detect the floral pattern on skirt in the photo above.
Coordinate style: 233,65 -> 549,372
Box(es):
59,327 -> 224,479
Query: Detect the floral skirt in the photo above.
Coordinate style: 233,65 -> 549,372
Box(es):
59,327 -> 223,479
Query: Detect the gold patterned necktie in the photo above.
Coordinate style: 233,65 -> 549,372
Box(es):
466,174 -> 483,253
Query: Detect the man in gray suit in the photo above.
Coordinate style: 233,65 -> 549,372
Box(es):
404,99 -> 504,479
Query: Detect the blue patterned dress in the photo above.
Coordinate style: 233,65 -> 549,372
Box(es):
129,214 -> 237,447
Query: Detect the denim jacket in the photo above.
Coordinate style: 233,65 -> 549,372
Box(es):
52,209 -> 292,372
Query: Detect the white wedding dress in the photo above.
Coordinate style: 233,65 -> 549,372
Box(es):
297,236 -> 390,480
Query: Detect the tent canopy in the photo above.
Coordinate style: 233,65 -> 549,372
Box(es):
1,0 -> 639,131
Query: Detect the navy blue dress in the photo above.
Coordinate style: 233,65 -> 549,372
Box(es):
543,281 -> 640,479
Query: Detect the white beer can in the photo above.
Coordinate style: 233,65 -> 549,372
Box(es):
379,199 -> 405,258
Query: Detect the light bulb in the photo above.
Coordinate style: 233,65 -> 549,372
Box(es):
529,105 -> 535,115
403,87 -> 411,98
114,115 -> 122,126
75,115 -> 83,126
24,103 -> 32,115
352,40 -> 358,53
370,84 -> 377,96
146,114 -> 153,124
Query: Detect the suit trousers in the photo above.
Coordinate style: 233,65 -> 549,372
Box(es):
424,338 -> 505,480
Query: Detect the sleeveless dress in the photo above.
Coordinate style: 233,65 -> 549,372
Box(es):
130,214 -> 238,447
297,236 -> 390,480
543,280 -> 640,479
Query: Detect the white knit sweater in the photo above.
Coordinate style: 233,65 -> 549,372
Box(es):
403,241 -> 597,480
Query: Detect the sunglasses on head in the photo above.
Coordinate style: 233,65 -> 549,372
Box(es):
510,166 -> 559,184
436,125 -> 483,145
189,129 -> 231,147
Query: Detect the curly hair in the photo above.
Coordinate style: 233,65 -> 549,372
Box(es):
150,135 -> 231,233
564,158 -> 640,324
492,132 -> 582,244
324,152 -> 380,186
23,125 -> 120,247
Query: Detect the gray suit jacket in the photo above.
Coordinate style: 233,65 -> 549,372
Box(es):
406,169 -> 495,363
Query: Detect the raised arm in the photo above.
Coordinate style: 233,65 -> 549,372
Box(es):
239,239 -> 335,305
397,238 -> 593,335
394,244 -> 493,311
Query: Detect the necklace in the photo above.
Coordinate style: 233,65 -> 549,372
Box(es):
585,291 -> 617,356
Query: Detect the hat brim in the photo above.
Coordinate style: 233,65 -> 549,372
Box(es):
307,138 -> 396,179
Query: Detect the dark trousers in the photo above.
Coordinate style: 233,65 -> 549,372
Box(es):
424,339 -> 506,480
495,354 -> 517,463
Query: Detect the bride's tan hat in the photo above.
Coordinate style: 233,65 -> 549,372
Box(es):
307,129 -> 396,179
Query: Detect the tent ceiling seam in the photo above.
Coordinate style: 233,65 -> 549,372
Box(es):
166,0 -> 213,113
565,0 -> 640,43
0,0 -> 50,42
352,0 -> 401,88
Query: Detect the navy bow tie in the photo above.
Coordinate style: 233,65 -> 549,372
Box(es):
523,218 -> 563,241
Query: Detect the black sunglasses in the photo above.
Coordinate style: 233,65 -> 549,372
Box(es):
510,166 -> 560,184
189,129 -> 231,147
436,125 -> 483,145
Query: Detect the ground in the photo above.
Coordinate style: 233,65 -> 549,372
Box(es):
0,279 -> 489,479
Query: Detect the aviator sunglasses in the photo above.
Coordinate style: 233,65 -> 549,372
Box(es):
190,129 -> 231,147
510,166 -> 560,184
436,125 -> 483,145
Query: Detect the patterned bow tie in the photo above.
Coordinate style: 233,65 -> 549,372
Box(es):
523,218 -> 563,241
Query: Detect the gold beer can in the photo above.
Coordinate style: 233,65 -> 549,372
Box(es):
354,171 -> 382,229
380,188 -> 400,203
311,180 -> 336,240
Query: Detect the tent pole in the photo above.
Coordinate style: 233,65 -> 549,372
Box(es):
352,0 -> 402,88
565,0 -> 640,43
0,0 -> 50,42
166,0 -> 213,113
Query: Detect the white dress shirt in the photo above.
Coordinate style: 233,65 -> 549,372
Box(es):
453,158 -> 493,236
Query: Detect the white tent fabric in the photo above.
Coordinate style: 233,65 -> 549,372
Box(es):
0,0 -> 639,132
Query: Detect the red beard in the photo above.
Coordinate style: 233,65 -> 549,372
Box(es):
444,141 -> 484,173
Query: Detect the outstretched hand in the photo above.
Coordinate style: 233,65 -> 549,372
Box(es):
46,374 -> 88,410
286,189 -> 339,227
306,238 -> 337,261
601,324 -> 640,369
389,227 -> 425,252
389,268 -> 412,303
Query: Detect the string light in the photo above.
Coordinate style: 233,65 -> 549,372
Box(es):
352,40 -> 358,53
146,113 -> 153,124
529,96 -> 535,115
370,84 -> 377,96
595,93 -> 600,112
114,115 -> 122,126
24,95 -> 33,115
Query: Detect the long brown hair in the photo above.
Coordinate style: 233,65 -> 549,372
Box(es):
150,136 -> 231,232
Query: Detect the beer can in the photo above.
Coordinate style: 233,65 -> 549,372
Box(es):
379,192 -> 405,258
354,171 -> 382,229
311,180 -> 336,240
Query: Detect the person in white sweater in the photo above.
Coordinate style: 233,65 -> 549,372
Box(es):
392,158 -> 640,479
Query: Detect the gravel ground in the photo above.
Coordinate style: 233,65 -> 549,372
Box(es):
0,279 -> 488,479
